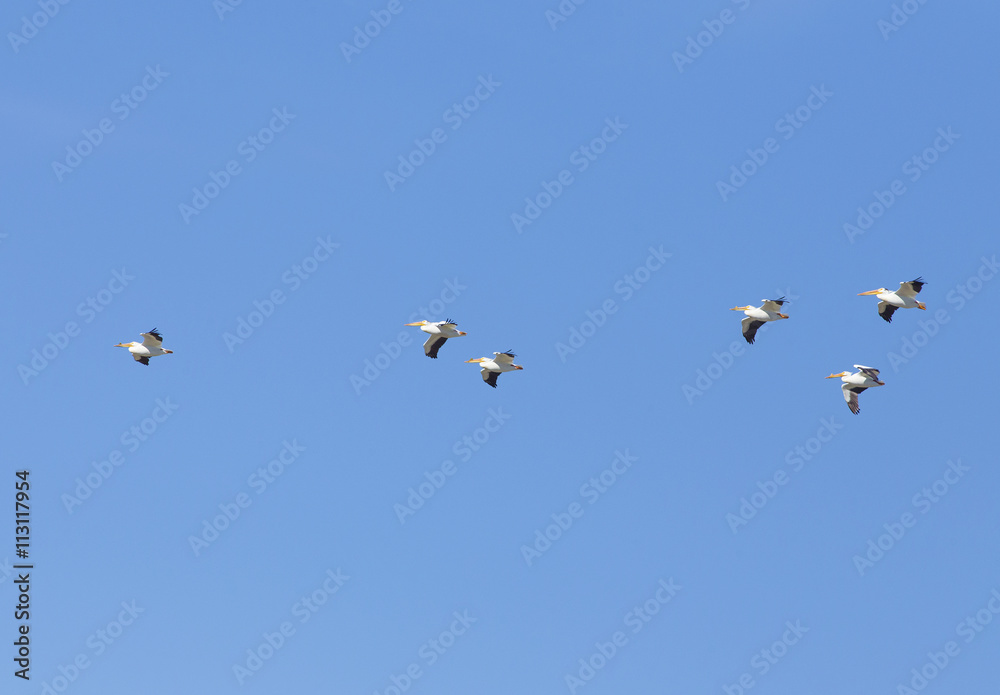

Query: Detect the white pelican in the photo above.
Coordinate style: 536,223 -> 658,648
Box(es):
115,328 -> 173,366
405,319 -> 467,358
465,351 -> 523,388
858,278 -> 926,322
825,365 -> 884,414
730,297 -> 789,344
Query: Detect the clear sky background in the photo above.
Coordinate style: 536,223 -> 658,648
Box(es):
3,1 -> 999,693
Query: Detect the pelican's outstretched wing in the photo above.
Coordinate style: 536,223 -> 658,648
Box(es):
760,297 -> 786,313
896,278 -> 925,297
843,385 -> 868,414
424,335 -> 447,359
141,329 -> 163,348
741,317 -> 764,345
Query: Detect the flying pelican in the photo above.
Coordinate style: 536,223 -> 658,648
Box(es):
465,351 -> 523,388
115,328 -> 173,366
858,278 -> 926,323
825,365 -> 884,414
730,297 -> 789,344
405,319 -> 467,358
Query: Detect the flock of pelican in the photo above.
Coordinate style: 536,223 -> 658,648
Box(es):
405,319 -> 523,388
731,278 -> 925,414
114,278 -> 924,403
113,320 -> 525,389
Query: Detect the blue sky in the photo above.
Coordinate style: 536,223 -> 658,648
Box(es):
4,1 -> 1000,693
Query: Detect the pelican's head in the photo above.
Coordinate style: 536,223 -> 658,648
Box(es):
404,321 -> 429,327
857,288 -> 887,296
114,342 -> 137,348
465,357 -> 486,364
825,371 -> 849,379
730,305 -> 754,311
